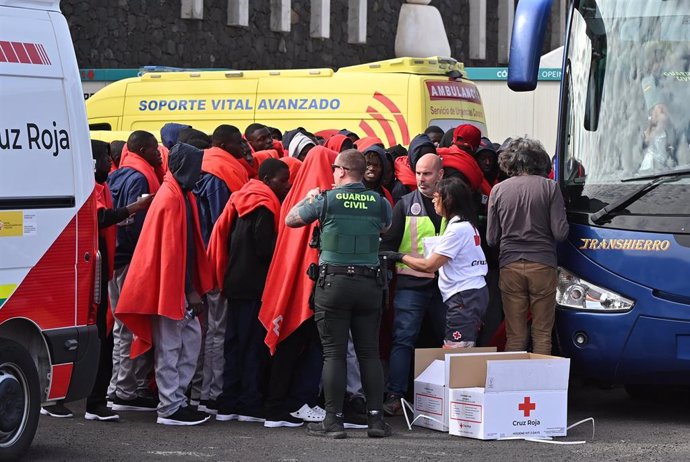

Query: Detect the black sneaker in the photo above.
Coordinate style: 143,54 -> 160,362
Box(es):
306,412 -> 347,439
85,405 -> 120,422
111,396 -> 158,412
157,406 -> 210,426
215,403 -> 239,422
40,402 -> 73,418
367,410 -> 392,438
264,413 -> 304,428
344,397 -> 368,429
348,396 -> 367,415
238,410 -> 265,423
199,399 -> 218,415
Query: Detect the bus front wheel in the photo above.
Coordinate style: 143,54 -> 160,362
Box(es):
0,339 -> 40,461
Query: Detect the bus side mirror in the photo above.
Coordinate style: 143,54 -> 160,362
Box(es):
508,0 -> 554,92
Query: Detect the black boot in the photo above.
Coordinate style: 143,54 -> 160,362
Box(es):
367,410 -> 392,438
306,412 -> 347,439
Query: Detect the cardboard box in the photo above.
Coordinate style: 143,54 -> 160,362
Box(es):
412,347 -> 496,432
447,353 -> 570,440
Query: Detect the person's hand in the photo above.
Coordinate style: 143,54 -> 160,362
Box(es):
306,187 -> 321,202
187,291 -> 205,316
127,194 -> 155,214
379,251 -> 404,263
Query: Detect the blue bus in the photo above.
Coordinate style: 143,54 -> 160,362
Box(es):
509,0 -> 690,391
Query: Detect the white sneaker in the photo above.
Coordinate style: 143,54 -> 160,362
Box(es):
290,404 -> 325,422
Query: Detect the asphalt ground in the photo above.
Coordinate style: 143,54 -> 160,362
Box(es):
27,381 -> 690,462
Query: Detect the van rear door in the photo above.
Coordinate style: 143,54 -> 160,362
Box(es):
1,4 -> 82,329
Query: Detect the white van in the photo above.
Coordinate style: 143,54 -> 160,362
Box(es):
0,1 -> 99,458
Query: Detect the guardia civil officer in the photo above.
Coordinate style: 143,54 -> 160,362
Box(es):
285,149 -> 393,439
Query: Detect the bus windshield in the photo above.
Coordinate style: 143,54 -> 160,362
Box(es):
562,0 -> 690,224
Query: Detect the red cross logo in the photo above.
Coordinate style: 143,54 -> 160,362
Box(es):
518,397 -> 536,417
452,331 -> 462,340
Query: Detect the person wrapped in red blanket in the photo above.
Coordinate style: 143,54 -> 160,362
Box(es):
116,143 -> 213,426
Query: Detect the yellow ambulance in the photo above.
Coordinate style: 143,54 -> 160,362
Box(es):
86,57 -> 487,146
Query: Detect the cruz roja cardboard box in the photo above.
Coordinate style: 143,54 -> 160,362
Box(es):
412,347 -> 496,432
447,353 -> 570,440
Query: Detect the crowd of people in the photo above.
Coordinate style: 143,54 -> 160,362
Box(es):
40,121 -> 568,438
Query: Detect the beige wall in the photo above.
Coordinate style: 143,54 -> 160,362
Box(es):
475,80 -> 561,155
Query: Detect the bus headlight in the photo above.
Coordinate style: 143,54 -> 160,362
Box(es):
556,267 -> 634,312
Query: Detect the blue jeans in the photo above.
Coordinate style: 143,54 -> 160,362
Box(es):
387,287 -> 446,396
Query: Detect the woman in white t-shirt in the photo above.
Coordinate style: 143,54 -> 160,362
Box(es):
381,177 -> 489,348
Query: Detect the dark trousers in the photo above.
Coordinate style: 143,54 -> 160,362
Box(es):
264,319 -> 322,417
218,299 -> 269,413
314,273 -> 384,414
445,286 -> 489,343
86,280 -> 113,410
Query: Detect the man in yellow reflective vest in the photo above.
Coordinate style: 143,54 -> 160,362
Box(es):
380,153 -> 446,416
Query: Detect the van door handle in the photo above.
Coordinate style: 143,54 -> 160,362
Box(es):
64,339 -> 78,352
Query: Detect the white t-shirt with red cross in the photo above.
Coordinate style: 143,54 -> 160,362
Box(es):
432,216 -> 488,302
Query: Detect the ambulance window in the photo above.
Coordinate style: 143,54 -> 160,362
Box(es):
429,119 -> 487,135
89,123 -> 111,131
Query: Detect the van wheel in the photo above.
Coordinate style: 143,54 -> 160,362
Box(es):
0,339 -> 40,461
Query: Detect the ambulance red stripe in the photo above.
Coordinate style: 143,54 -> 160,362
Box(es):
0,41 -> 50,65
0,40 -> 18,62
23,42 -> 42,64
373,92 -> 411,145
366,106 -> 397,147
11,41 -> 30,63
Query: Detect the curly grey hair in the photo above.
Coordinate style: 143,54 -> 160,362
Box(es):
497,137 -> 552,177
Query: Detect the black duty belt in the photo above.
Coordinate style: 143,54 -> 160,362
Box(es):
321,264 -> 379,278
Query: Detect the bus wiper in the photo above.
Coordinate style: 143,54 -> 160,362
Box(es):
591,168 -> 690,224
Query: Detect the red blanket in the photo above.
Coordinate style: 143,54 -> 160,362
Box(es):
95,182 -> 116,333
381,186 -> 394,206
355,136 -> 384,151
272,139 -> 286,158
115,171 -> 212,358
207,179 -> 281,290
94,182 -> 116,280
259,146 -> 338,354
253,149 -> 280,170
202,147 -> 249,193
325,134 -> 348,152
118,147 -> 161,194
279,156 -> 303,184
394,156 -> 417,190
437,146 -> 492,195
239,157 -> 257,179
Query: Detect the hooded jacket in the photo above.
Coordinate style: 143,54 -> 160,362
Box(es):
108,147 -> 162,269
116,143 -> 212,358
208,180 -> 280,299
161,123 -> 191,149
362,145 -> 394,205
194,146 -> 250,245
